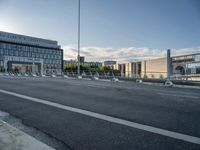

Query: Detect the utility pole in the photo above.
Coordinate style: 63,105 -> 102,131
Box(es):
77,0 -> 81,77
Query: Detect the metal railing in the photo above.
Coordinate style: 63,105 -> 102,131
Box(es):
1,70 -> 200,87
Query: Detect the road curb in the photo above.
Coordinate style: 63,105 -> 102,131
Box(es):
0,120 -> 55,150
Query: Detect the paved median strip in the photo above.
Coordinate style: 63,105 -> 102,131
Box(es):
0,120 -> 55,150
0,89 -> 200,145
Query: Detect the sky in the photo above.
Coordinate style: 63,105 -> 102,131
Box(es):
0,0 -> 200,62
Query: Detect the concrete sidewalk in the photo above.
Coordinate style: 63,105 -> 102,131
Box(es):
0,120 -> 55,150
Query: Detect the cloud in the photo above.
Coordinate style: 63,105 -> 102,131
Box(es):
62,45 -> 200,63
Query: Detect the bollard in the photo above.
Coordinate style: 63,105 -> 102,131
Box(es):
136,79 -> 143,84
164,80 -> 173,87
111,77 -> 119,82
63,74 -> 68,78
92,76 -> 99,80
77,75 -> 82,79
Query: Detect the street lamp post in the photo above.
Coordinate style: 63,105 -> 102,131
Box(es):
77,0 -> 81,77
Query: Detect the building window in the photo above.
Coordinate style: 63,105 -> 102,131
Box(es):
24,51 -> 27,57
30,47 -> 33,52
5,43 -> 8,49
32,53 -> 35,58
0,49 -> 3,54
0,61 -> 3,66
40,54 -> 43,58
16,45 -> 19,50
3,43 -> 6,49
19,46 -> 23,51
20,51 -> 23,56
34,47 -> 37,53
9,50 -> 13,56
15,51 -> 19,56
38,48 -> 41,53
8,44 -> 11,50
12,45 -> 17,50
22,46 -> 25,51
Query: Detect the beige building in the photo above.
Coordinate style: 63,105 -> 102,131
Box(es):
125,63 -> 133,77
113,64 -> 125,77
141,57 -> 167,79
125,62 -> 141,77
111,53 -> 200,79
113,64 -> 120,70
114,62 -> 142,78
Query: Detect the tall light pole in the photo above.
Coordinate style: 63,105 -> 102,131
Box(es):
77,0 -> 81,76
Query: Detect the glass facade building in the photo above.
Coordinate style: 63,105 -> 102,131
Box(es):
0,31 -> 63,74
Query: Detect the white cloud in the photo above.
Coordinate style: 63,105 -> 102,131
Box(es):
62,45 -> 200,63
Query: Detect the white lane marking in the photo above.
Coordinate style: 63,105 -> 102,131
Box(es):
0,89 -> 200,145
157,92 -> 200,99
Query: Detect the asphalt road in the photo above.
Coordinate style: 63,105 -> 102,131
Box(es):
0,76 -> 200,150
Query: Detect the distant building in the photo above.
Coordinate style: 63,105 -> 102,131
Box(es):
114,63 -> 142,77
84,62 -> 102,68
114,64 -> 125,76
140,53 -> 200,79
103,60 -> 116,69
0,31 -> 63,74
125,62 -> 141,77
79,56 -> 85,64
113,52 -> 200,79
113,64 -> 120,70
172,53 -> 200,76
64,51 -> 200,79
63,59 -> 102,68
141,57 -> 167,78
103,60 -> 117,66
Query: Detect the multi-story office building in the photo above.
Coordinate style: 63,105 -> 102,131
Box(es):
0,31 -> 63,74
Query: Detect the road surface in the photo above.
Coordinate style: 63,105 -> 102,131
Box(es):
0,76 -> 200,150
